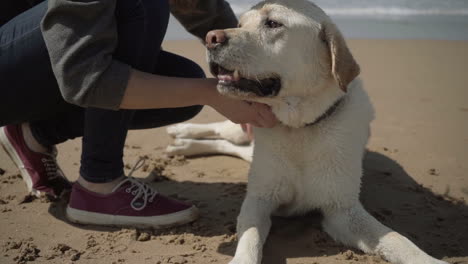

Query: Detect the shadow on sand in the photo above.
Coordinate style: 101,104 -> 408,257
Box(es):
48,151 -> 468,263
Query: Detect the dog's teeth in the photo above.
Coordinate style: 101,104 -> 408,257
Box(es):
233,70 -> 240,81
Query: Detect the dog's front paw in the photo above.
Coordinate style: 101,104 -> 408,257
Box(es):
228,259 -> 254,264
166,123 -> 195,139
228,256 -> 260,264
428,259 -> 449,264
165,138 -> 194,156
413,254 -> 450,264
401,256 -> 449,264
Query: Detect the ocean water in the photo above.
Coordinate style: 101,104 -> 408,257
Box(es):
166,0 -> 468,40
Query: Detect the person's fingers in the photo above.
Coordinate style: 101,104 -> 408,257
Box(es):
241,123 -> 248,132
232,100 -> 256,124
246,124 -> 254,140
238,101 -> 266,127
249,120 -> 262,128
243,100 -> 253,106
223,99 -> 276,127
260,105 -> 278,127
251,102 -> 277,128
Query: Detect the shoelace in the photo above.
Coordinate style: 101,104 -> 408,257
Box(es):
41,148 -> 59,178
111,157 -> 158,211
41,157 -> 58,177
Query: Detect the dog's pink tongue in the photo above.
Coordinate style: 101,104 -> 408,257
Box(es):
217,70 -> 240,82
218,74 -> 234,82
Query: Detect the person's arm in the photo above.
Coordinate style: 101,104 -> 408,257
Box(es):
41,0 -> 130,110
170,0 -> 238,40
120,69 -> 216,109
41,0 -> 276,127
121,69 -> 277,127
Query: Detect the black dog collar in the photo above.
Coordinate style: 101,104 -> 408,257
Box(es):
304,97 -> 344,127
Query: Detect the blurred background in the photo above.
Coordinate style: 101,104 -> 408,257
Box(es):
166,0 -> 468,40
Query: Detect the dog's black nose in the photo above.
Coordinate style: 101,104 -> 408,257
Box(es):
206,30 -> 227,49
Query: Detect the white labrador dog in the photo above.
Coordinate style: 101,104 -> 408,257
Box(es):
166,1 -> 448,264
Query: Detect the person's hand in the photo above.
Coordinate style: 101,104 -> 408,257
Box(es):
208,93 -> 277,128
241,123 -> 254,140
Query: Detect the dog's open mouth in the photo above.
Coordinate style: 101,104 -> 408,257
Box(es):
210,62 -> 281,97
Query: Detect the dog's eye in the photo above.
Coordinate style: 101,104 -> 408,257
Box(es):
265,19 -> 283,29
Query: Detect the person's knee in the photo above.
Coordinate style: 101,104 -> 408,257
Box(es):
154,51 -> 207,79
141,0 -> 170,36
115,0 -> 169,71
181,60 -> 206,79
178,105 -> 203,122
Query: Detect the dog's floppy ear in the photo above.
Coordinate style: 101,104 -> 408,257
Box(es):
321,21 -> 360,92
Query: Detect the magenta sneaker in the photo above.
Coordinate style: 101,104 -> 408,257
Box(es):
0,124 -> 71,198
66,177 -> 199,228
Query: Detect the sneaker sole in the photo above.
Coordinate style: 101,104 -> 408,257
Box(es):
66,205 -> 199,229
0,127 -> 39,197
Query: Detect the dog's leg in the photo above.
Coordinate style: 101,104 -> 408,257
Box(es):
230,196 -> 275,264
166,138 -> 253,162
213,120 -> 251,145
167,120 -> 250,144
166,122 -> 221,139
322,203 -> 448,264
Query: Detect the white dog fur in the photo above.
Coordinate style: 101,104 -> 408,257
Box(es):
166,1 -> 448,263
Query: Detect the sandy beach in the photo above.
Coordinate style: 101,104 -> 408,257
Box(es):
0,38 -> 467,264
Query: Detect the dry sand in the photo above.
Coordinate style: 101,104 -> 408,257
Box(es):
0,39 -> 467,264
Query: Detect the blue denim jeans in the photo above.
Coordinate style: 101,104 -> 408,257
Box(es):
0,0 -> 204,183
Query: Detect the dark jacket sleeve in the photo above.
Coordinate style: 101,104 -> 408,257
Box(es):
170,0 -> 238,40
41,0 -> 130,110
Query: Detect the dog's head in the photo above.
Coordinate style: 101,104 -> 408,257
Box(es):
206,0 -> 360,125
